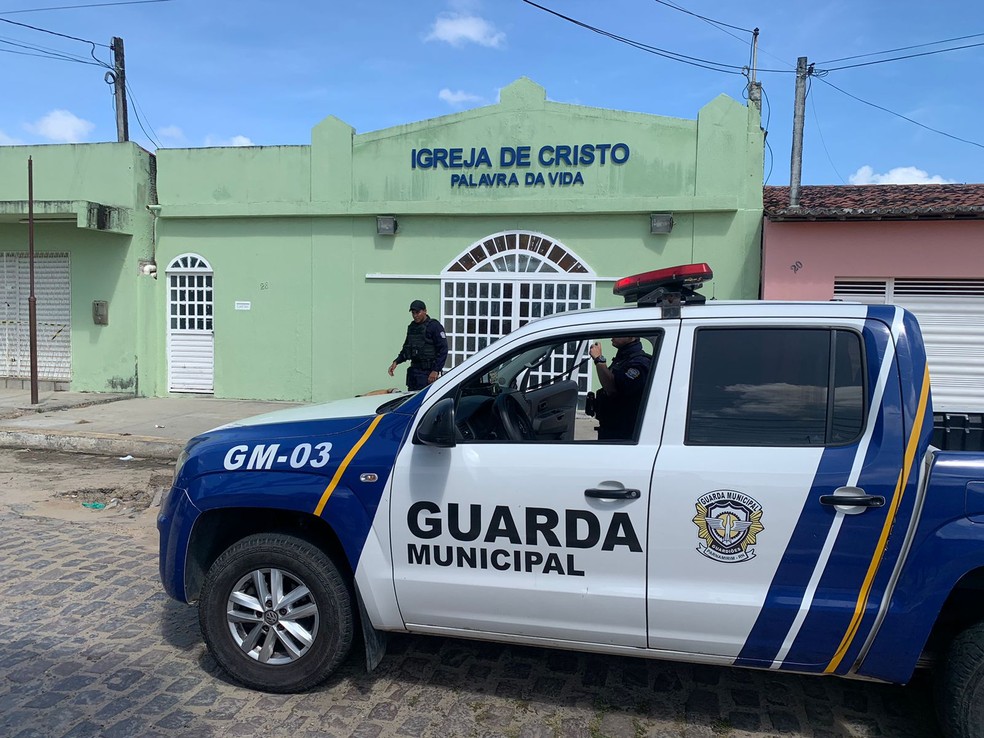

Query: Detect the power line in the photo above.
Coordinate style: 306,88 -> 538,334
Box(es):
0,16 -> 106,46
0,33 -> 104,65
818,32 -> 984,64
522,0 -> 760,75
649,0 -> 753,34
820,40 -> 984,72
0,0 -> 171,16
815,75 -> 984,151
125,79 -> 161,149
806,78 -> 846,184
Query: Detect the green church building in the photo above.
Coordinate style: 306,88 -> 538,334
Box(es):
0,78 -> 764,402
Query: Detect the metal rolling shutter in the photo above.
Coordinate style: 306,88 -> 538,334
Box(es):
834,278 -> 984,413
0,252 -> 71,382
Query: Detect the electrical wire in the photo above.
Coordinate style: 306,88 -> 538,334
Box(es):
125,79 -> 161,149
0,0 -> 172,16
650,0 -> 753,35
816,75 -> 984,151
818,32 -> 984,64
0,16 -> 106,46
807,77 -> 846,184
761,84 -> 774,184
521,0 -> 776,75
0,33 -> 102,65
820,41 -> 984,72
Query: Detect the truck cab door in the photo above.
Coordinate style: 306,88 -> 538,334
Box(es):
389,325 -> 676,647
646,316 -> 918,673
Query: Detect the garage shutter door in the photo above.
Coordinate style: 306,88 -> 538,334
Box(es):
0,252 -> 71,382
834,279 -> 984,413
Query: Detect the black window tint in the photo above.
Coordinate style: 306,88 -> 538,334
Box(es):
687,328 -> 864,447
830,330 -> 865,442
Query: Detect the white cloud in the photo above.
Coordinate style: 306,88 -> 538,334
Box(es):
0,129 -> 23,145
438,88 -> 484,106
425,12 -> 505,48
203,134 -> 254,147
158,125 -> 187,146
849,165 -> 955,185
24,110 -> 94,143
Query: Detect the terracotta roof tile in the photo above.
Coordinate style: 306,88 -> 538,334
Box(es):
764,184 -> 984,220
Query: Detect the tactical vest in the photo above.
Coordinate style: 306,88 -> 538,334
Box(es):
404,320 -> 437,368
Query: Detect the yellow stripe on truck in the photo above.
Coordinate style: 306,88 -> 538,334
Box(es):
313,414 -> 385,517
825,363 -> 931,674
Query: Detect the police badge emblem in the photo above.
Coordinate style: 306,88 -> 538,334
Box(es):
692,490 -> 765,563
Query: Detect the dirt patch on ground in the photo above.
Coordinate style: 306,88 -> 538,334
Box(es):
0,448 -> 175,550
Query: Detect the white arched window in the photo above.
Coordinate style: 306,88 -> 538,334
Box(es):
441,231 -> 595,369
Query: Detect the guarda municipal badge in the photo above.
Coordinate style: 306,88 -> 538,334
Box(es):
692,490 -> 765,563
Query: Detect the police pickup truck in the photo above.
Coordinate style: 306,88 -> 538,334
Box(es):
159,264 -> 984,738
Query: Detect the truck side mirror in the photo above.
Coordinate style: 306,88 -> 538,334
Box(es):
414,397 -> 456,447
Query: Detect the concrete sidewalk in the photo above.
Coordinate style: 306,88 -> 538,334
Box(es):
0,389 -> 300,461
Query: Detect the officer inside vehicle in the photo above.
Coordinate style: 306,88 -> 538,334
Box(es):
586,336 -> 652,440
388,300 -> 449,391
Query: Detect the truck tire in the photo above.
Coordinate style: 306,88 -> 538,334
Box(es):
199,533 -> 354,693
938,621 -> 984,738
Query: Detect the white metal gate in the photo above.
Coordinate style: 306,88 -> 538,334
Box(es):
834,278 -> 984,412
167,253 -> 214,393
441,231 -> 595,390
0,252 -> 71,381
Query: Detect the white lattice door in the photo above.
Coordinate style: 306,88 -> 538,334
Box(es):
167,254 -> 214,393
441,231 -> 595,392
0,252 -> 71,381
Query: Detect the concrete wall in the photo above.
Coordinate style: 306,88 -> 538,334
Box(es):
153,78 -> 764,402
0,143 -> 155,393
762,219 -> 984,300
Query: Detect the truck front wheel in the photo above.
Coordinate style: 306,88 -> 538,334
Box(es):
938,621 -> 984,738
199,533 -> 354,693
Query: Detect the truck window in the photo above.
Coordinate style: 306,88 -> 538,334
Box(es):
452,332 -> 661,443
686,328 -> 865,447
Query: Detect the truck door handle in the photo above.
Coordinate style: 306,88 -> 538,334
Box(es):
585,488 -> 640,500
819,494 -> 885,508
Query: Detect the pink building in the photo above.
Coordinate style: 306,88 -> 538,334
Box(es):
762,184 -> 984,426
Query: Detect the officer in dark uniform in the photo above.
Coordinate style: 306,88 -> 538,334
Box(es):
388,300 -> 449,391
586,337 -> 652,440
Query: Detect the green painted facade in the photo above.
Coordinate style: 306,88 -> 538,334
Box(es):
1,78 -> 763,402
0,142 -> 155,392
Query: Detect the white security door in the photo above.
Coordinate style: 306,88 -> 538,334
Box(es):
167,254 -> 214,393
0,252 -> 71,381
835,279 -> 984,412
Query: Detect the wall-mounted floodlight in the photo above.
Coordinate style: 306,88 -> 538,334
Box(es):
376,215 -> 398,235
650,213 -> 674,234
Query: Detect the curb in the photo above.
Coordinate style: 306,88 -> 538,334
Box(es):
0,427 -> 183,461
8,393 -> 134,415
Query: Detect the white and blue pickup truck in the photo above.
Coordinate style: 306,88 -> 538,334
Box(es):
159,264 -> 984,738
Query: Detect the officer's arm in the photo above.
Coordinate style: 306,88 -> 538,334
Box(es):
431,322 -> 449,372
595,360 -> 617,395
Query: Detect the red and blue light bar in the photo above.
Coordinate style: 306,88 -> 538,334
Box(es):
613,263 -> 713,305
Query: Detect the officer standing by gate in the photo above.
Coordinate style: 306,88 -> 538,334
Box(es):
388,300 -> 449,391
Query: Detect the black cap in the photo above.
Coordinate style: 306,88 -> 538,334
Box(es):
409,300 -> 426,312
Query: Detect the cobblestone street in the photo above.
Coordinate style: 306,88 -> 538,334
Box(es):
0,502 -> 944,738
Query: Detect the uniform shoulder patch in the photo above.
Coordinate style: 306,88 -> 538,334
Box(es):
625,367 -> 641,380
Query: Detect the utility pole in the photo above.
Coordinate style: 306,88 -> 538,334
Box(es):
789,56 -> 809,208
27,158 -> 38,406
748,28 -> 761,110
111,36 -> 129,142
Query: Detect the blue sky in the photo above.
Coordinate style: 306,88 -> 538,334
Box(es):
2,0 -> 983,186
